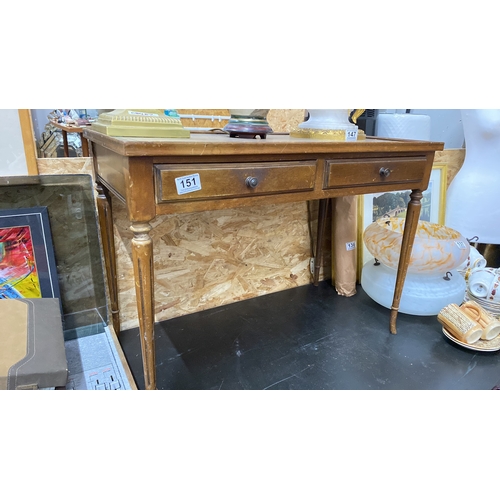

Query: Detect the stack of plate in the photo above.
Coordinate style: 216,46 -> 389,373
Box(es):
464,290 -> 500,318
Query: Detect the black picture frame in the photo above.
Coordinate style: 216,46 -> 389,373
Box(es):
0,206 -> 60,300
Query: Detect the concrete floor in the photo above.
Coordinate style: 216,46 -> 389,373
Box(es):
119,282 -> 500,390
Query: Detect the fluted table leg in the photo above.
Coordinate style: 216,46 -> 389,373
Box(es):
390,189 -> 423,334
130,222 -> 156,390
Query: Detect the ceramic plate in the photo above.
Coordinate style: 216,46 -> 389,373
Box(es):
465,292 -> 500,316
442,327 -> 500,352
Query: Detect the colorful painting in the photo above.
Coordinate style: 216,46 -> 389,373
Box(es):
0,225 -> 42,298
0,207 -> 60,300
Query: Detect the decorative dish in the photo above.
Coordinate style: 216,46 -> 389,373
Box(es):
442,327 -> 500,352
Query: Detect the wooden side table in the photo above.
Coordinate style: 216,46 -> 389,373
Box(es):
84,130 -> 444,389
50,120 -> 90,157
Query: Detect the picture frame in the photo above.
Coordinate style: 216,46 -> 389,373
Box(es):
357,163 -> 448,277
18,110 -> 39,174
0,206 -> 60,299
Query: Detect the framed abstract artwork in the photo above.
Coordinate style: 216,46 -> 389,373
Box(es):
0,207 -> 60,299
357,163 -> 448,275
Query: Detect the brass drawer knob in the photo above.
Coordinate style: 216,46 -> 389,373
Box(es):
379,167 -> 391,178
245,176 -> 259,188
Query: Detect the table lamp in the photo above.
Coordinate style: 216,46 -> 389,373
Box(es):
223,109 -> 273,139
291,109 -> 366,140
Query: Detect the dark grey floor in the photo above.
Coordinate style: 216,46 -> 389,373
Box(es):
119,282 -> 500,390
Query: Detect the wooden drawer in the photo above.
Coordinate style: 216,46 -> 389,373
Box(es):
155,161 -> 317,202
324,156 -> 428,189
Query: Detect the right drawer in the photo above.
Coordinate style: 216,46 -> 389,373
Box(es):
324,156 -> 428,189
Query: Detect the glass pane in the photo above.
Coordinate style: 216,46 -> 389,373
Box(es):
0,174 -> 107,339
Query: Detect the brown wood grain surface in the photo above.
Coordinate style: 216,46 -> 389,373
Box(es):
84,130 -> 443,157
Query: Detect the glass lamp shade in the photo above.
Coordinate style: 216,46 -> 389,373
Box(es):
361,218 -> 469,315
363,218 -> 469,275
361,261 -> 467,316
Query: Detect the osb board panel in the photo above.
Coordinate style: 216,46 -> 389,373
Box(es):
112,198 -> 326,331
37,157 -> 94,175
267,109 -> 306,133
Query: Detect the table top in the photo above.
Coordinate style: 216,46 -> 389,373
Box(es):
84,129 -> 444,158
50,119 -> 89,134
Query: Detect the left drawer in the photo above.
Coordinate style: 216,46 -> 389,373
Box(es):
155,161 -> 317,202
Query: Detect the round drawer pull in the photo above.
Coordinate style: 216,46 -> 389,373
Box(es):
245,176 -> 259,188
379,167 -> 391,178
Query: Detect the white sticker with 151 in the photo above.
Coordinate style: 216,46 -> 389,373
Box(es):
175,173 -> 202,195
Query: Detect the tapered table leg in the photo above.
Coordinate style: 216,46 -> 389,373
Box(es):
95,182 -> 121,335
130,222 -> 156,390
62,130 -> 69,157
313,198 -> 329,286
80,132 -> 89,157
390,189 -> 423,334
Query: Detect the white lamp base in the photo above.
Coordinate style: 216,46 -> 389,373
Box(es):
361,260 -> 466,316
290,109 -> 363,141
